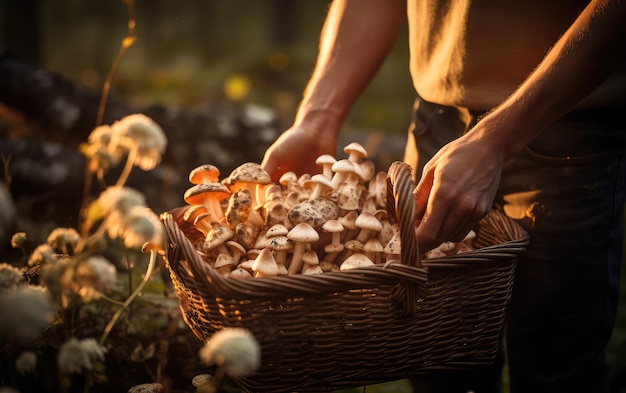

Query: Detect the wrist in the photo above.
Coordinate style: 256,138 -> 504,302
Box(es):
294,106 -> 345,137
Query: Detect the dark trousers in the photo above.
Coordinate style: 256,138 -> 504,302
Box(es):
405,97 -> 625,393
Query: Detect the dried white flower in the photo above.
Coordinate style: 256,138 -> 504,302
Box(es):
40,256 -> 72,299
86,186 -> 145,230
10,232 -> 27,248
0,263 -> 25,294
74,256 -> 118,302
46,227 -> 81,254
80,124 -> 123,171
198,328 -> 261,378
0,286 -> 55,344
57,337 -> 106,375
114,206 -> 163,249
15,351 -> 37,374
110,114 -> 167,171
27,244 -> 57,267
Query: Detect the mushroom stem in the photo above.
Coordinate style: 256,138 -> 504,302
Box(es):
288,243 -> 306,275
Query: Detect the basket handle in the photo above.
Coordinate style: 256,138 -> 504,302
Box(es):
386,161 -> 421,269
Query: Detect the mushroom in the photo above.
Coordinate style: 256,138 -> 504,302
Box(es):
235,222 -> 260,251
287,197 -> 338,231
193,212 -> 213,237
307,174 -> 334,200
184,182 -> 231,224
204,223 -> 234,256
251,248 -> 279,278
354,211 -> 383,243
336,174 -> 361,212
229,267 -> 252,279
226,240 -> 246,264
338,210 -> 359,243
214,254 -> 236,276
340,253 -> 374,271
189,164 -> 220,185
330,159 -> 357,190
301,250 -> 323,275
287,223 -> 319,275
368,171 -> 388,209
363,237 -> 384,264
321,219 -> 344,263
315,154 -> 337,180
224,189 -> 264,230
438,241 -> 456,255
269,233 -> 293,269
383,231 -> 401,263
223,162 -> 272,209
343,142 -> 368,164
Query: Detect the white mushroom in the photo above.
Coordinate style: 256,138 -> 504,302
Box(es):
340,253 -> 374,271
287,223 -> 319,275
251,248 -> 279,278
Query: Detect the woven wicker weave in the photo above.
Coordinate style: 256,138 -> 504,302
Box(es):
161,161 -> 529,392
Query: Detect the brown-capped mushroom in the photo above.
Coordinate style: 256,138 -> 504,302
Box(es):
184,182 -> 231,224
204,223 -> 234,256
214,254 -> 236,276
223,162 -> 272,209
301,250 -> 323,275
363,237 -> 384,264
383,231 -> 401,263
189,164 -> 220,185
288,197 -> 338,231
330,159 -> 357,190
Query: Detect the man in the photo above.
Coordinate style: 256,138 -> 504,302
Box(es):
261,0 -> 626,391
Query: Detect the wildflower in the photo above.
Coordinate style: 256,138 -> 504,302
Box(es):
0,263 -> 25,294
198,328 -> 261,378
27,244 -> 57,267
0,286 -> 56,344
46,227 -> 81,255
80,124 -> 122,172
10,232 -> 27,249
15,351 -> 37,374
40,256 -> 72,300
85,186 -> 145,230
57,337 -> 106,375
73,256 -> 118,302
110,114 -> 167,171
111,205 -> 163,249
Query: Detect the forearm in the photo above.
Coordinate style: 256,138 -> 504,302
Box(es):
294,0 -> 407,134
476,0 -> 626,159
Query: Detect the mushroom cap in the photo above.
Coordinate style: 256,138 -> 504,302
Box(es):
302,250 -> 320,265
214,254 -> 236,269
229,267 -> 253,278
363,237 -> 384,253
343,142 -> 368,160
279,171 -> 298,186
189,164 -> 220,184
340,253 -> 375,271
338,210 -> 359,230
345,239 -> 364,251
183,204 -> 208,222
383,232 -> 402,254
269,235 -> 294,251
226,240 -> 246,256
310,173 -> 334,190
324,242 -> 344,253
322,219 -> 344,234
266,223 -> 289,237
315,154 -> 337,166
184,183 -> 231,206
204,224 -> 234,251
288,197 -> 338,230
223,162 -> 272,188
252,248 -> 279,276
355,212 -> 382,232
287,222 -> 320,243
331,159 -> 357,174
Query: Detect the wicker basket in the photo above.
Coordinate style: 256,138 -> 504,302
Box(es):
161,161 -> 529,392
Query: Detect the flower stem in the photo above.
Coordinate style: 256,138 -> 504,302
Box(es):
115,147 -> 136,187
99,248 -> 156,346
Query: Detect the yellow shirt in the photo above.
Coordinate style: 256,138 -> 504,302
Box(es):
407,0 -> 626,110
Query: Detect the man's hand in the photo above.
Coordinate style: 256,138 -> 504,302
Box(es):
413,129 -> 505,252
261,125 -> 338,182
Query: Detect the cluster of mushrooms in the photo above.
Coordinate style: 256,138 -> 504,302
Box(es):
176,142 -> 476,278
